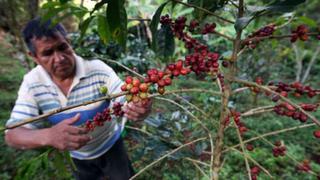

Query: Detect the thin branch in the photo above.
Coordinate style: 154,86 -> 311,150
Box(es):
301,46 -> 320,83
242,33 -> 319,46
213,30 -> 235,41
129,137 -> 207,180
92,54 -> 145,79
149,88 -> 221,98
171,0 -> 234,24
275,14 -> 295,30
125,125 -> 153,136
232,87 -> 249,94
223,123 -> 316,153
233,123 -> 252,180
128,18 -> 151,22
3,91 -> 128,130
2,87 -> 220,131
185,158 -> 210,179
172,93 -> 211,120
184,157 -> 211,167
241,105 -> 274,117
229,0 -> 239,8
293,44 -> 306,82
230,78 -> 320,127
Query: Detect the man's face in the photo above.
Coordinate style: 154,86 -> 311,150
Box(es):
31,33 -> 76,80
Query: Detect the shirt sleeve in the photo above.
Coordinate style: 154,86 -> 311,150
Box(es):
6,77 -> 42,129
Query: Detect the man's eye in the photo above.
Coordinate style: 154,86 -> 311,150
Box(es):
57,43 -> 69,51
42,50 -> 53,56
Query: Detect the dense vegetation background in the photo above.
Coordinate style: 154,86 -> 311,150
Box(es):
0,0 -> 320,179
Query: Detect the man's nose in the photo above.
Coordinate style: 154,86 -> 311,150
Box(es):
53,51 -> 64,63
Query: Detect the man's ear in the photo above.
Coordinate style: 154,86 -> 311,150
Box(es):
28,52 -> 40,65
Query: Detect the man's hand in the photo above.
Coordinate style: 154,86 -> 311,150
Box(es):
123,99 -> 152,121
47,113 -> 91,151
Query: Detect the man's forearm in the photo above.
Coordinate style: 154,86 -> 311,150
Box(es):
5,127 -> 51,149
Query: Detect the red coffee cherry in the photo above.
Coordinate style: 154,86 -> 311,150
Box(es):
313,130 -> 320,138
125,76 -> 133,84
246,144 -> 254,151
139,83 -> 149,92
132,78 -> 140,87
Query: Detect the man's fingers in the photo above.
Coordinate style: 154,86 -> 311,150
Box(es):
66,142 -> 83,150
66,126 -> 88,135
124,109 -> 140,120
67,134 -> 91,144
65,113 -> 81,125
126,103 -> 150,114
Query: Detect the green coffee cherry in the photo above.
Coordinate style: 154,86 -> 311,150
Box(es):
99,86 -> 108,94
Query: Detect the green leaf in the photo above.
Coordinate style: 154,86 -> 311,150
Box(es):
79,16 -> 95,40
53,151 -> 68,177
90,0 -> 110,15
97,15 -> 112,44
150,1 -> 169,51
238,0 -> 306,31
63,151 -> 77,171
266,0 -> 306,12
106,0 -> 128,50
69,5 -> 88,18
41,1 -> 61,9
155,24 -> 175,58
298,16 -> 317,27
59,0 -> 70,4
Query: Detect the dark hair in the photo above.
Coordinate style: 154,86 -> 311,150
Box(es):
22,17 -> 67,55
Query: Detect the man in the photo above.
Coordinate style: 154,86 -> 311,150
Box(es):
5,17 -> 152,180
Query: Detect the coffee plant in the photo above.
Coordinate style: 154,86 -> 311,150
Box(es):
3,0 -> 320,179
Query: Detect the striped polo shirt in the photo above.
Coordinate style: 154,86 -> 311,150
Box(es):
6,55 -> 125,160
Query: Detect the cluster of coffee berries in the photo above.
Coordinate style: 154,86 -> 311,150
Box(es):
165,60 -> 191,78
121,76 -> 150,103
112,102 -> 124,117
245,24 -> 276,49
201,23 -> 216,34
160,15 -> 215,52
272,141 -> 286,157
250,166 -> 260,180
273,102 -> 309,123
250,24 -> 276,38
231,110 -> 248,135
146,68 -> 174,95
269,81 -> 318,102
85,102 -> 124,131
185,51 -> 220,75
249,77 -> 263,93
291,25 -> 309,42
188,19 -> 199,32
297,160 -> 312,172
